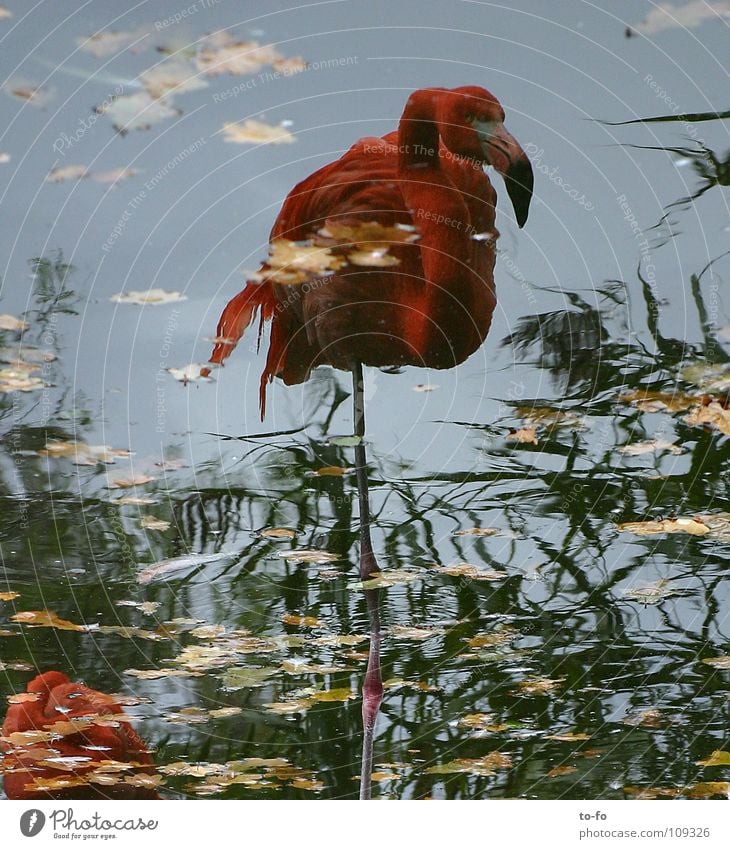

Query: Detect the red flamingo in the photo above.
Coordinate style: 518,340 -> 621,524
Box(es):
210,85 -> 532,582
211,85 -> 532,410
1,671 -> 157,799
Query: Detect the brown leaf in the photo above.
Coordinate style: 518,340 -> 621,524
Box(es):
11,609 -> 93,632
507,426 -> 538,444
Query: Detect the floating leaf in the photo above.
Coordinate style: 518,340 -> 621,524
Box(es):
0,314 -> 28,331
456,713 -> 508,732
516,406 -> 583,428
112,288 -> 187,305
618,438 -> 683,456
682,362 -> 730,392
684,402 -> 730,435
116,600 -> 160,615
45,165 -> 88,183
91,167 -> 139,184
114,495 -> 157,505
108,474 -> 155,489
189,624 -> 226,640
140,59 -> 207,98
140,516 -> 170,531
617,517 -> 710,536
138,551 -> 232,584
77,27 -> 151,57
544,732 -> 591,742
312,687 -> 355,703
272,56 -> 309,75
507,426 -> 538,444
41,441 -> 131,465
96,93 -> 181,134
222,119 -> 295,145
0,591 -> 20,601
260,527 -> 296,540
4,83 -> 53,106
702,656 -> 730,669
125,667 -> 202,680
313,634 -> 367,647
622,708 -> 664,727
466,630 -> 518,649
312,465 -> 351,477
620,389 -> 697,413
348,248 -> 399,267
249,239 -> 345,286
696,750 -> 730,767
686,782 -> 730,798
355,569 -> 423,590
279,549 -> 339,564
167,363 -> 213,384
11,609 -> 94,632
221,667 -> 279,690
426,752 -> 512,776
622,579 -> 680,604
0,7 -> 13,19
0,366 -> 44,393
390,625 -> 445,641
281,614 -> 323,628
7,692 -> 42,704
435,563 -> 507,581
282,659 -> 354,675
0,152 -> 9,163
514,677 -> 564,696
628,1 -> 730,35
384,677 -> 439,693
318,220 -> 419,248
547,765 -> 578,778
454,527 -> 499,537
0,345 -> 55,364
196,37 -> 281,76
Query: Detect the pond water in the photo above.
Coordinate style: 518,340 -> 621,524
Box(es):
0,0 -> 728,800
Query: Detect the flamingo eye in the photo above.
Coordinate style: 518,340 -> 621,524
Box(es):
472,118 -> 500,143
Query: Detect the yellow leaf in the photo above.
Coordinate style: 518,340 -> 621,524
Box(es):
111,289 -> 187,305
514,677 -> 564,696
703,655 -> 730,669
222,119 -> 295,145
0,591 -> 19,601
281,614 -> 323,628
0,314 -> 28,331
696,750 -> 730,767
544,732 -> 591,741
617,517 -> 710,536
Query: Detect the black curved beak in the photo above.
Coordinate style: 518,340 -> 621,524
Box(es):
487,124 -> 534,228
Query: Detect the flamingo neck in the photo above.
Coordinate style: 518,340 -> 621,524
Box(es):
397,89 -> 442,171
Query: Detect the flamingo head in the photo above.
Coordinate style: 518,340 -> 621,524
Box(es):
437,85 -> 534,227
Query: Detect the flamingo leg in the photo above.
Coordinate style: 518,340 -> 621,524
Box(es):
352,362 -> 378,580
359,586 -> 383,800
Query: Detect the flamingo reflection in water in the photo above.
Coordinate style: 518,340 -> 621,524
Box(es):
1,671 -> 158,799
210,85 -> 533,798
